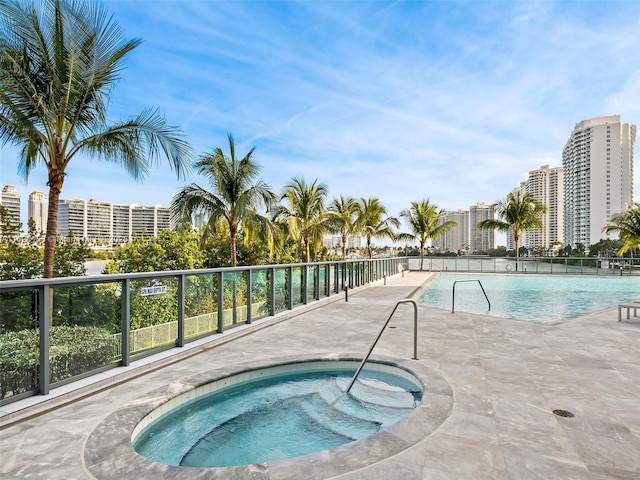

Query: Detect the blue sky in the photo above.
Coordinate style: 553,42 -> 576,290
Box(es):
1,0 -> 639,239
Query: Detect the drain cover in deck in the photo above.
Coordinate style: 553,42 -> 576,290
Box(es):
552,409 -> 574,418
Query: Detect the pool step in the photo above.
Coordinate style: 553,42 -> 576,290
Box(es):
335,377 -> 419,410
314,378 -> 417,429
179,393 -> 378,468
299,393 -> 382,440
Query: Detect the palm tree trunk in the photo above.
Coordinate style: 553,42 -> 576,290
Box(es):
420,240 -> 425,270
230,232 -> 237,267
229,221 -> 238,267
44,169 -> 64,278
304,237 -> 310,263
342,234 -> 347,259
514,231 -> 519,272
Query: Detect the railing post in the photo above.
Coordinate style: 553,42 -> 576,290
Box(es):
315,265 -> 321,300
217,272 -> 224,333
177,274 -> 185,347
38,285 -> 50,395
287,266 -> 293,310
121,279 -> 131,366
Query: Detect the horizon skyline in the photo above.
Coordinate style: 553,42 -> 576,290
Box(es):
1,1 -> 639,236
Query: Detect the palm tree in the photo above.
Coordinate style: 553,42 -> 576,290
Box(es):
399,199 -> 457,270
275,177 -> 328,263
602,203 -> 640,256
0,0 -> 191,278
326,196 -> 358,258
355,197 -> 400,259
171,134 -> 277,267
478,190 -> 547,271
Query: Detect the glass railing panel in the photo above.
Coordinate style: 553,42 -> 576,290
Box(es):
0,288 -> 39,400
50,281 -> 121,384
129,276 -> 178,355
321,265 -> 328,295
328,264 -> 336,294
291,267 -> 303,307
353,263 -> 360,287
273,268 -> 288,313
337,263 -> 344,290
306,267 -> 317,302
250,269 -> 270,319
184,273 -> 218,339
222,271 -> 248,329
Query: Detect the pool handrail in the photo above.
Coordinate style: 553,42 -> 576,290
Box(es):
451,279 -> 491,313
343,299 -> 418,395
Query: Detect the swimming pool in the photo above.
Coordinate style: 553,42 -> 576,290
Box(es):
418,273 -> 640,321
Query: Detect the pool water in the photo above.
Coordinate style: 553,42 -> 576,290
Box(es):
419,273 -> 640,321
133,368 -> 422,467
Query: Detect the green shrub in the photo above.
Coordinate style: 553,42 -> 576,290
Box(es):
0,329 -> 39,398
0,326 -> 115,399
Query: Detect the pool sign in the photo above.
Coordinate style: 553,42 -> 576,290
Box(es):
141,285 -> 167,296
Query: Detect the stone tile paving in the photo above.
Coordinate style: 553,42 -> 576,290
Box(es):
1,271 -> 639,479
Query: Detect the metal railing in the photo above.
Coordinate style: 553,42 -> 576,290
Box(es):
343,299 -> 418,395
451,279 -> 490,314
407,256 -> 640,275
0,257 -> 408,406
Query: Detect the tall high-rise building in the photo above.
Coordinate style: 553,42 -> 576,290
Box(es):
523,165 -> 564,252
130,205 -> 171,239
86,199 -> 113,242
0,185 -> 21,233
57,200 -> 172,244
57,199 -> 87,239
469,202 -> 495,252
112,204 -> 132,244
324,235 -> 366,250
28,191 -> 48,232
435,209 -> 469,252
156,206 -> 171,232
563,115 -> 636,248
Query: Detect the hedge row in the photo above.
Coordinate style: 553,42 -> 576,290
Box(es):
0,326 -> 114,399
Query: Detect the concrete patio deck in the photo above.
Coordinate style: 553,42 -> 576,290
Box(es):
1,271 -> 639,479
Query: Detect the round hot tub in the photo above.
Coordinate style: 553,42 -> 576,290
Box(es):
133,360 -> 422,467
84,355 -> 453,479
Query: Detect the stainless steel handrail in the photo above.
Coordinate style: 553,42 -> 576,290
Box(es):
343,299 -> 418,395
451,279 -> 490,313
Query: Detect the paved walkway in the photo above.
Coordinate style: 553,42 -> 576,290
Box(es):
1,272 -> 639,479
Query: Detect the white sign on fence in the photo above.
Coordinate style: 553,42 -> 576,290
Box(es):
140,285 -> 167,296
